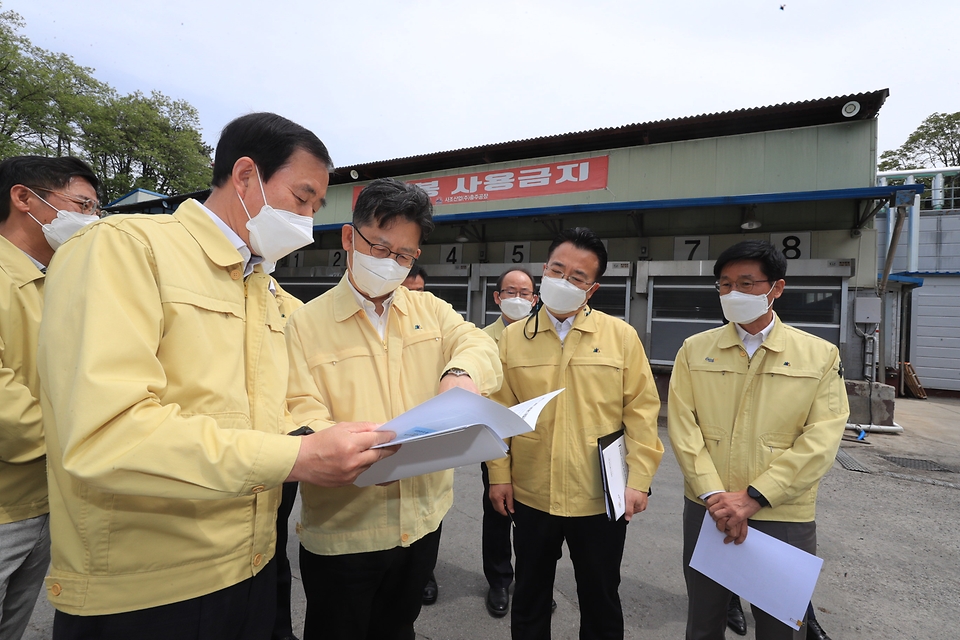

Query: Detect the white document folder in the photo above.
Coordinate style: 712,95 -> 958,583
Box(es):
354,387 -> 563,487
689,512 -> 823,630
598,430 -> 627,521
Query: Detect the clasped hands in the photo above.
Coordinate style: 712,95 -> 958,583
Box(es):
705,490 -> 762,545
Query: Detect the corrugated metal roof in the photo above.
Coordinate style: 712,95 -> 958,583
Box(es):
331,89 -> 889,185
887,272 -> 926,286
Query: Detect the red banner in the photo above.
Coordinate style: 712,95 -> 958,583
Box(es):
352,155 -> 608,208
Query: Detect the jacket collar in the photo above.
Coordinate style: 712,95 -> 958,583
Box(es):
533,305 -> 598,335
332,275 -> 410,323
175,199 -> 244,269
0,233 -> 44,286
717,315 -> 786,353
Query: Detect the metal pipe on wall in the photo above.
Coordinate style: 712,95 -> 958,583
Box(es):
879,206 -> 907,296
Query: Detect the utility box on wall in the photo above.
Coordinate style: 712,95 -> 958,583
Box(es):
855,298 -> 882,324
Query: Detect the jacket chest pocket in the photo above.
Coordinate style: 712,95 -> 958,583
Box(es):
687,365 -> 742,429
159,286 -> 245,392
756,366 -> 821,427
401,328 -> 444,376
161,285 -> 244,327
567,355 -> 624,419
307,346 -> 374,380
505,354 -> 557,402
567,355 -> 622,376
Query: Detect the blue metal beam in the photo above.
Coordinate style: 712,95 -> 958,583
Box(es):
312,184 -> 925,231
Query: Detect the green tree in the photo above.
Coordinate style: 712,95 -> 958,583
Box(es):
0,9 -> 106,157
879,112 -> 960,171
0,4 -> 212,202
83,92 -> 213,202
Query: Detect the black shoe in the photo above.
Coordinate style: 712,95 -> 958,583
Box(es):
551,598 -> 557,613
806,618 -> 832,640
422,573 -> 438,605
726,596 -> 747,636
486,586 -> 509,617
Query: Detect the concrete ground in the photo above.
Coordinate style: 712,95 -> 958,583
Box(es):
23,397 -> 960,639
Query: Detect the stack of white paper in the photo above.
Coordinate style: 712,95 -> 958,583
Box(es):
354,387 -> 563,487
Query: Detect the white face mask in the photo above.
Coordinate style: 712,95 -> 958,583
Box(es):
26,190 -> 97,250
719,290 -> 774,325
239,167 -> 314,263
350,248 -> 411,298
539,275 -> 588,315
499,296 -> 534,322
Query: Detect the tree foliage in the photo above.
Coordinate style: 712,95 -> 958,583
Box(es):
879,112 -> 960,171
0,5 -> 212,202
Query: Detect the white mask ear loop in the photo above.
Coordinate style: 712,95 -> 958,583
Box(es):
26,189 -> 58,216
25,211 -> 45,227
255,166 -> 268,203
237,166 -> 266,221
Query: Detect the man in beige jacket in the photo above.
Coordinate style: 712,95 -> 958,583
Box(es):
39,113 -> 396,640
0,155 -> 100,640
668,240 -> 849,640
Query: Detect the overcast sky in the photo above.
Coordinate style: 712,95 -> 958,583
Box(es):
9,0 -> 958,169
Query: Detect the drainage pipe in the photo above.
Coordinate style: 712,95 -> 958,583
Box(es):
846,422 -> 904,434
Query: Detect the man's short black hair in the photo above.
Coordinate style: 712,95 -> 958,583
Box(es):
211,112 -> 333,188
353,178 -> 434,243
713,240 -> 788,282
547,227 -> 608,280
408,265 -> 428,283
496,267 -> 535,291
0,156 -> 100,224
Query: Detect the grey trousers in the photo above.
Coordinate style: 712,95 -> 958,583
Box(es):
0,513 -> 50,640
682,499 -> 816,640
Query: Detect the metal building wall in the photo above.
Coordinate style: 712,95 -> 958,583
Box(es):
316,120 -> 878,227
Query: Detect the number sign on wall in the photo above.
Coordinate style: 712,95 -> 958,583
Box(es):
504,242 -> 530,264
769,232 -> 810,260
439,244 -> 462,264
673,236 -> 710,261
328,249 -> 346,267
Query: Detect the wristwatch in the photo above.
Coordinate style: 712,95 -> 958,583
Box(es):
441,367 -> 470,381
747,485 -> 770,508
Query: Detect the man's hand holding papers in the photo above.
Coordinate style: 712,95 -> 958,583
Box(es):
286,422 -> 398,486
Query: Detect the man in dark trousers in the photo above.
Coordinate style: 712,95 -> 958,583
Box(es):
669,240 -> 849,640
488,228 -> 663,639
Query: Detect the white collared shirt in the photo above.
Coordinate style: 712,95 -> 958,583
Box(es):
22,251 -> 46,273
545,309 -> 576,342
197,202 -> 274,278
346,276 -> 395,340
734,314 -> 777,358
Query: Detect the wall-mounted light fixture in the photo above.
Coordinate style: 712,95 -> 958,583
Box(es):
740,205 -> 762,230
841,101 -> 861,118
455,226 -> 469,243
